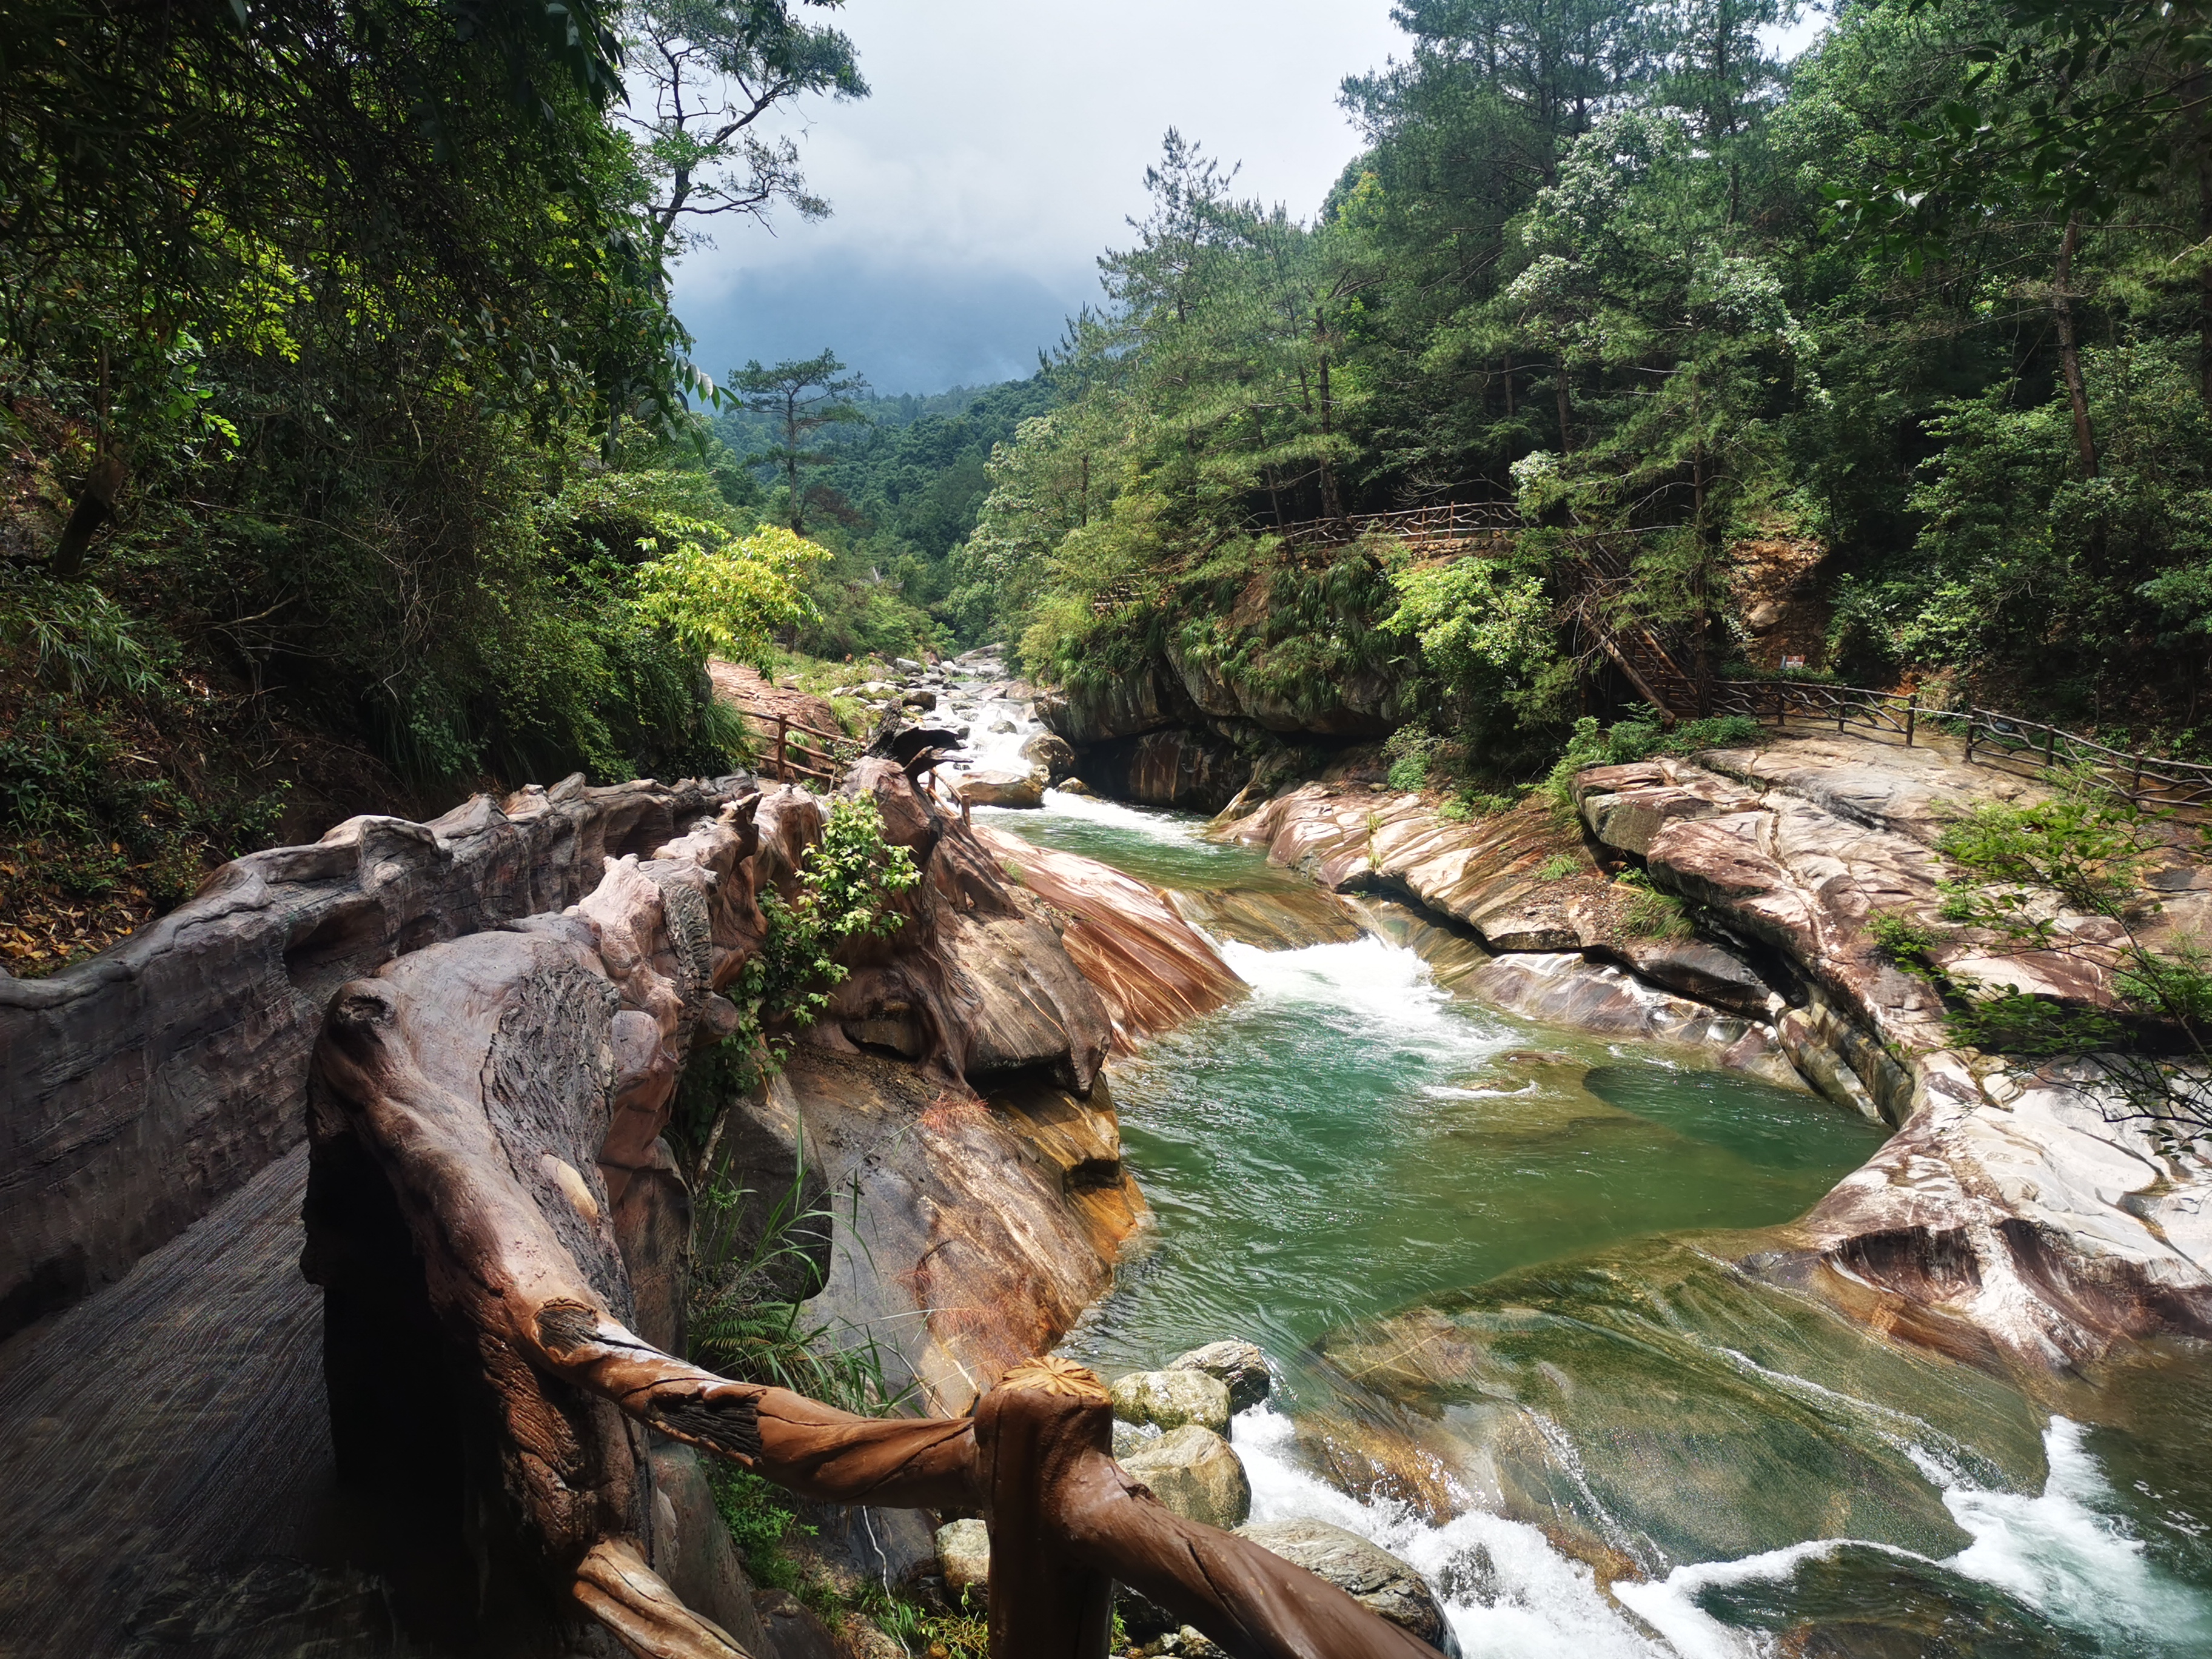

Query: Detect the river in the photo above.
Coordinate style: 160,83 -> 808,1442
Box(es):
933,671 -> 2212,1657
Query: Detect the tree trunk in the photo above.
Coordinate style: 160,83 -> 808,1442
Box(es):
1691,396 -> 1715,719
2197,70 -> 2212,406
1555,360 -> 1573,454
2054,212 -> 2099,478
52,454 -> 126,578
1503,350 -> 1515,417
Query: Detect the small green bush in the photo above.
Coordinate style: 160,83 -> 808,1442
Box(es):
1866,910 -> 1940,968
1538,852 -> 1582,881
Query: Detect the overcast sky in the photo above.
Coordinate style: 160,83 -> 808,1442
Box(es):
669,2 -> 1832,397
669,1 -> 1408,395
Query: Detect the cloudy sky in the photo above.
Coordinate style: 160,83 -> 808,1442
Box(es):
669,1 -> 1408,395
668,3 -> 1832,397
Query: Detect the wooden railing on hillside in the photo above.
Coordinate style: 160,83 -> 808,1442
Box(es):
1712,679 -> 2212,813
1270,501 -> 1520,557
737,711 -> 852,785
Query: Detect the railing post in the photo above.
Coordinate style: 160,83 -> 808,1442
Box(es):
1965,711 -> 1976,762
1905,701 -> 1917,747
978,1376 -> 1113,1659
2045,726 -> 2056,769
776,714 -> 791,784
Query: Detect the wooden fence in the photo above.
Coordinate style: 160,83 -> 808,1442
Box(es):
737,710 -> 854,785
1712,679 -> 2212,813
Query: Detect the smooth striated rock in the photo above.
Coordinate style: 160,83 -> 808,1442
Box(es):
934,1518 -> 990,1601
1235,1518 -> 1453,1652
977,824 -> 1242,1046
1170,1339 -> 1271,1412
1222,786 -> 1644,968
1576,733 -> 2212,1365
956,768 -> 1045,809
1111,1368 -> 1234,1435
1119,1424 -> 1252,1529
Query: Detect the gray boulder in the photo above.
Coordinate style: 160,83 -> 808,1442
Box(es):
1121,1425 -> 1251,1530
956,769 -> 1046,810
1020,730 -> 1079,785
934,1517 -> 990,1602
1110,1368 -> 1232,1435
1235,1518 -> 1455,1652
1170,1340 -> 1270,1413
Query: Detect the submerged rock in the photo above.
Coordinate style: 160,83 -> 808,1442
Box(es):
1120,1424 -> 1252,1529
1235,1518 -> 1455,1652
1170,1339 -> 1270,1413
1110,1368 -> 1233,1435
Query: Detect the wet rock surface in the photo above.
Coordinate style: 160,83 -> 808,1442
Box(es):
1234,1518 -> 1454,1652
1110,1367 -> 1234,1435
1169,1339 -> 1272,1412
1118,1424 -> 1252,1529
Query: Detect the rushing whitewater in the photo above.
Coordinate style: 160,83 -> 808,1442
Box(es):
932,654 -> 2212,1657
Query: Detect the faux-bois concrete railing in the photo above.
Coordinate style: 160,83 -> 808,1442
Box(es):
303,766 -> 1439,1658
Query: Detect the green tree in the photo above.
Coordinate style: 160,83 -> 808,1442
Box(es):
622,0 -> 869,264
732,351 -> 870,532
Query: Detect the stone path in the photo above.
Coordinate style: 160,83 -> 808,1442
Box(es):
0,1148 -> 433,1658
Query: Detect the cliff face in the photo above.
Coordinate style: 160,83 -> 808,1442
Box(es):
1033,648 -> 1407,812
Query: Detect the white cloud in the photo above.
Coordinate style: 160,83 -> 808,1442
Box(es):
669,0 -> 1406,390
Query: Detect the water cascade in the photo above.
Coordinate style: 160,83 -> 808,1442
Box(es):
925,653 -> 2212,1658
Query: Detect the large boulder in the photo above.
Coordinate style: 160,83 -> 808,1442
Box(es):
1170,1340 -> 1270,1413
1110,1368 -> 1233,1435
1020,730 -> 1079,785
934,1517 -> 990,1602
1120,1425 -> 1252,1530
1235,1518 -> 1455,1653
956,769 -> 1046,809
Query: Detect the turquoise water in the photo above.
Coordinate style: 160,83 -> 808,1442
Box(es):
984,788 -> 2212,1658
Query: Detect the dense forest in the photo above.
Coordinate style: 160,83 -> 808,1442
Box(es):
7,0 -> 2212,967
968,0 -> 2212,776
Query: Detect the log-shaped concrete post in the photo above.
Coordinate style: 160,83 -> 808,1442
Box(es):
977,1363 -> 1116,1659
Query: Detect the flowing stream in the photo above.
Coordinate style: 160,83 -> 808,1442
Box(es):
929,665 -> 2212,1657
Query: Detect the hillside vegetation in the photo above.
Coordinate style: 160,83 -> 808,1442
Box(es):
964,0 -> 2212,775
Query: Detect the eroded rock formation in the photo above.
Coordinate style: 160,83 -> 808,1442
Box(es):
0,773 -> 753,1342
1216,783 -> 1802,1083
1574,734 -> 2212,1366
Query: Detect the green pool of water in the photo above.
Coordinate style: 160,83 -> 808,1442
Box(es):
982,790 -> 2212,1657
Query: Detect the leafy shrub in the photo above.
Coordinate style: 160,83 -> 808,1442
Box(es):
1543,712 -> 1762,803
1866,910 -> 1940,968
1383,724 -> 1439,791
728,794 -> 921,1084
1538,853 -> 1582,881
